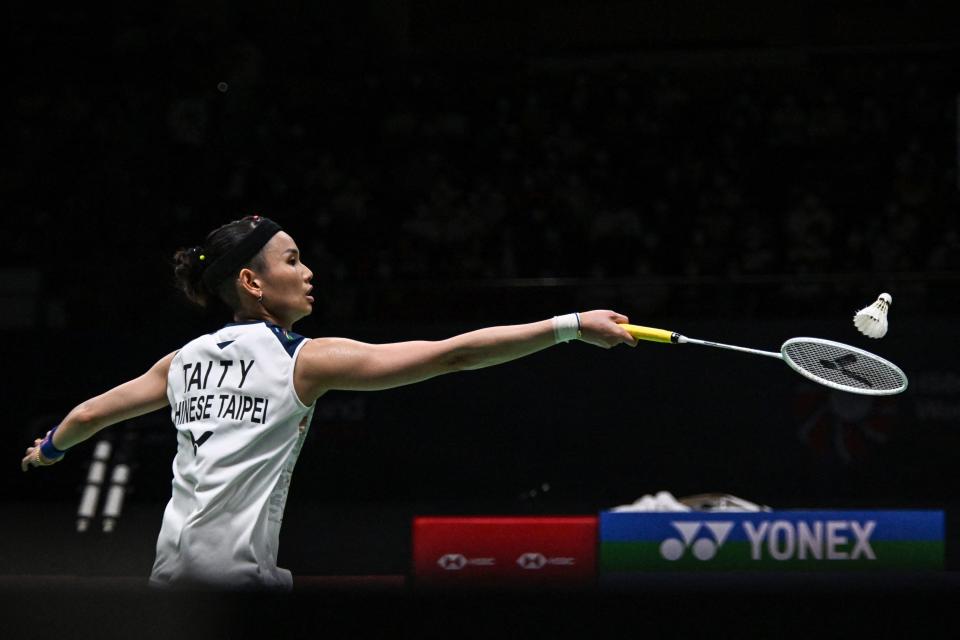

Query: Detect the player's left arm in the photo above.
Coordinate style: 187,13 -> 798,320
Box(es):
21,351 -> 177,471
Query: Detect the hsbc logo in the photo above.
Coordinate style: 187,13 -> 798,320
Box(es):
437,553 -> 496,571
438,554 -> 467,570
516,552 -> 576,570
436,552 -> 578,570
517,553 -> 546,569
659,520 -> 877,562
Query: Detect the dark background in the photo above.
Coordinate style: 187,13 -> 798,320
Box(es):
3,1 -> 960,627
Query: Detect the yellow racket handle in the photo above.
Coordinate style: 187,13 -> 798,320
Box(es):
619,324 -> 677,344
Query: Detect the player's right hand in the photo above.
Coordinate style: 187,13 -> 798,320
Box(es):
578,310 -> 638,349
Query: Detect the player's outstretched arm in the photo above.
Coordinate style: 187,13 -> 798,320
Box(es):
294,310 -> 636,401
21,351 -> 177,471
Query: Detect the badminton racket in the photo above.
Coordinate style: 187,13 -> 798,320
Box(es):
620,324 -> 908,396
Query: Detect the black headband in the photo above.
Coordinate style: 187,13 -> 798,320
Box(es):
201,219 -> 283,291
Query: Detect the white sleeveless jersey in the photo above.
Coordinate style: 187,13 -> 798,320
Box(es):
149,320 -> 315,590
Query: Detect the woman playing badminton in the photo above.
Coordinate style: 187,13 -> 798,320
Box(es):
20,215 -> 637,590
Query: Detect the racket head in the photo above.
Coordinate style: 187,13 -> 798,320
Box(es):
780,337 -> 908,396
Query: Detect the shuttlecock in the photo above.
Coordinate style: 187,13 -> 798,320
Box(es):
853,293 -> 891,339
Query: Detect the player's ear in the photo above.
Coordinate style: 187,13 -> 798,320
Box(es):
237,268 -> 262,299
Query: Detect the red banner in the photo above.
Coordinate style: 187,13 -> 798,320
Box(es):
412,516 -> 597,587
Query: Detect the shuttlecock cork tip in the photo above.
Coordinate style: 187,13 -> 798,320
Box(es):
852,292 -> 891,339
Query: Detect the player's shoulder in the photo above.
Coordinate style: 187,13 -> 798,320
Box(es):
261,322 -> 309,358
297,336 -> 366,366
150,350 -> 180,378
298,336 -> 360,354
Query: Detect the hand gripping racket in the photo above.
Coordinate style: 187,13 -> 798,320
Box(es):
620,324 -> 908,396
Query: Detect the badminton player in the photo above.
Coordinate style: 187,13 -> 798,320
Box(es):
21,215 -> 637,590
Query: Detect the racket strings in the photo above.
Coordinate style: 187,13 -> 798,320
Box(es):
783,340 -> 906,393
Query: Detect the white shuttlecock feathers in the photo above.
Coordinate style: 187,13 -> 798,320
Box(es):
853,293 -> 892,339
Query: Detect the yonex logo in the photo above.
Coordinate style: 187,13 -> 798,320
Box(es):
819,353 -> 873,388
744,520 -> 876,560
659,521 -> 734,561
656,520 -> 877,562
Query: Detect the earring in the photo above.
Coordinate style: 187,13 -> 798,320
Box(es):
258,293 -> 263,304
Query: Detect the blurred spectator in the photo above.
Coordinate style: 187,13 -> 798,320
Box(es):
6,16 -> 958,323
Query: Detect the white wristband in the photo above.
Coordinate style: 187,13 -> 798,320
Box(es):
552,313 -> 582,343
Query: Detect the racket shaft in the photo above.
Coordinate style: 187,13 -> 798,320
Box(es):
619,324 -> 782,359
683,337 -> 782,359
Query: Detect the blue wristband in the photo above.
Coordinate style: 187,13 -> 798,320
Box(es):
39,427 -> 66,460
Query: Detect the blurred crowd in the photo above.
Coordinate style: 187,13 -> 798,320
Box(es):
8,25 -> 959,294
288,55 -> 958,283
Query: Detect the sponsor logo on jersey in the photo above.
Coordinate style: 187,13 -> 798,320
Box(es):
188,430 -> 213,455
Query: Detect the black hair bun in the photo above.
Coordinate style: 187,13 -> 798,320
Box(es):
172,245 -> 212,308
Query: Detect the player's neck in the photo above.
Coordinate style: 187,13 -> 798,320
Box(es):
233,310 -> 291,331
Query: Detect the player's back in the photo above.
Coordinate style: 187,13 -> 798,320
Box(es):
150,320 -> 315,590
